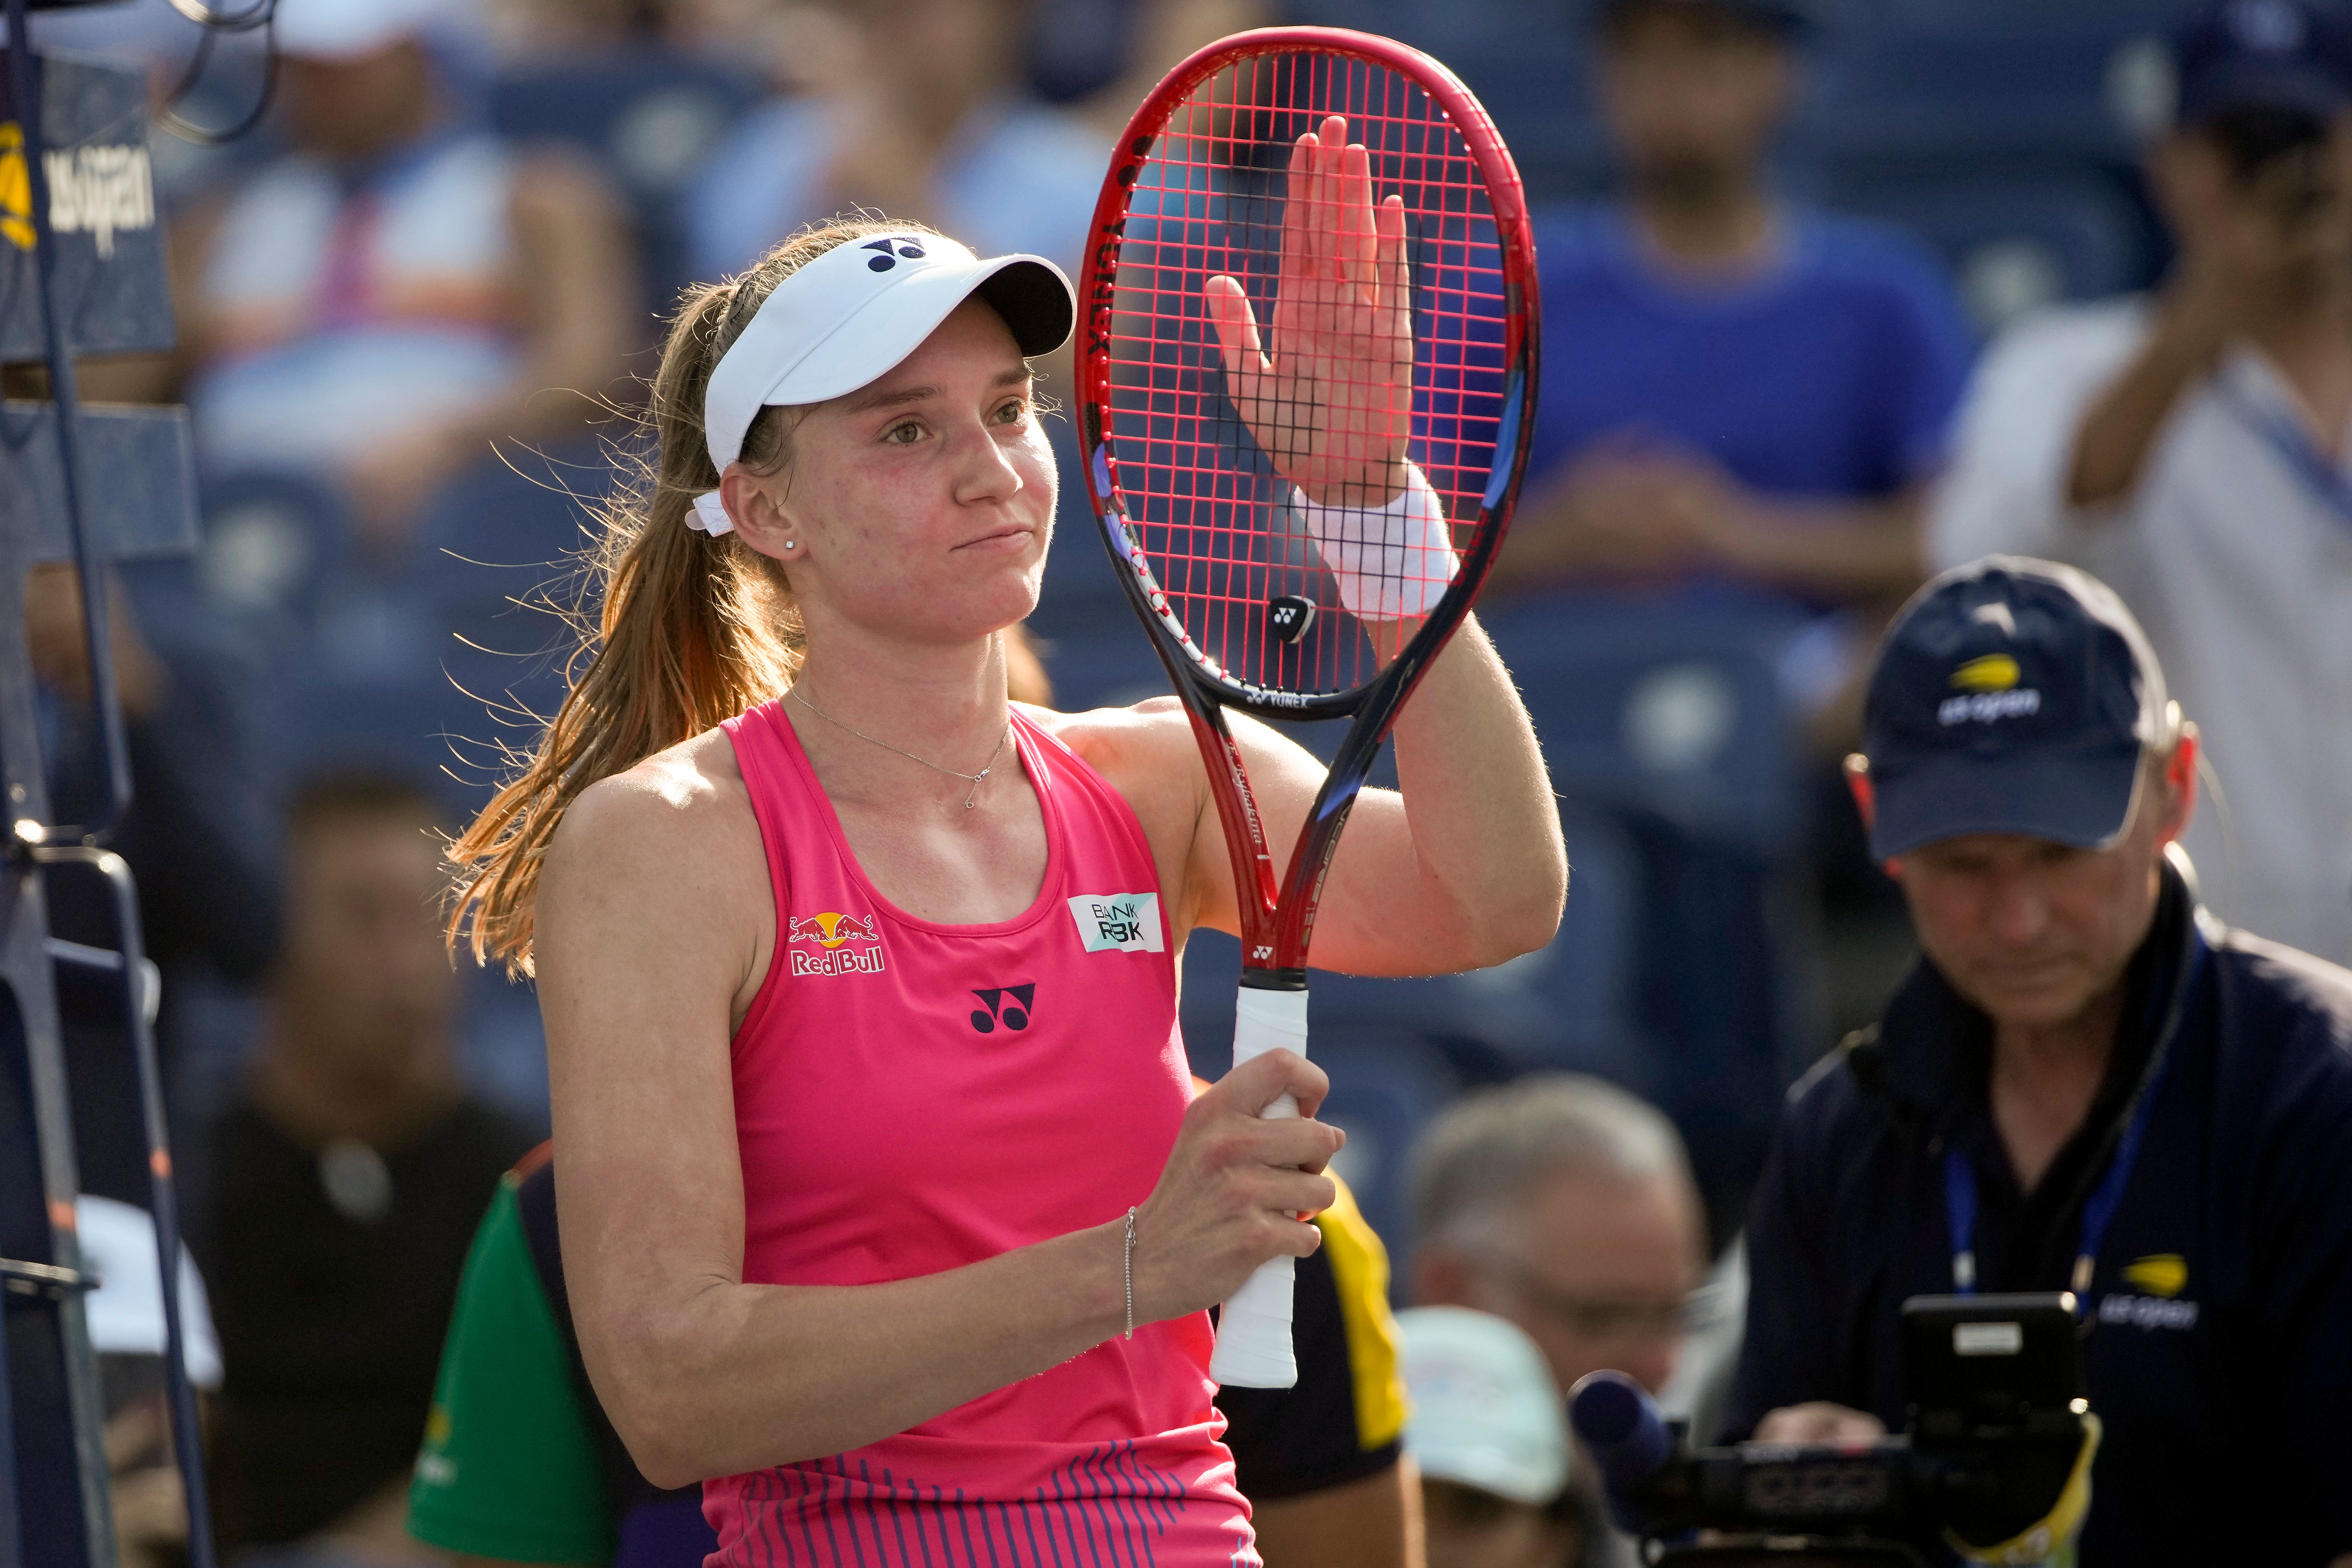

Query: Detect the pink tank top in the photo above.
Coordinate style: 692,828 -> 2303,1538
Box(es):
705,701 -> 1258,1567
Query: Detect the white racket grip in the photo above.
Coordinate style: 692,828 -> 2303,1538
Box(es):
1209,986 -> 1308,1388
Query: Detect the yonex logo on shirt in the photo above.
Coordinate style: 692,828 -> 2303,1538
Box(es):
1068,892 -> 1164,954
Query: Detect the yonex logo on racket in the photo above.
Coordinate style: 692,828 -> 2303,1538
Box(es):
1068,893 -> 1165,954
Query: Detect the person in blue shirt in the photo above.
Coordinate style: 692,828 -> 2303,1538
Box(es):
1726,556 -> 2352,1567
1493,0 -> 1974,611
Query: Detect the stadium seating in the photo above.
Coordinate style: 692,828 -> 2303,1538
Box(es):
1299,0 -> 2188,316
489,51 -> 766,317
195,449 -> 602,822
1482,587 -> 1821,1241
182,459 -> 595,1126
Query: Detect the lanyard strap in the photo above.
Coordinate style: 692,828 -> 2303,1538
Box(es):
2219,381 -> 2352,536
1945,931 -> 2210,1313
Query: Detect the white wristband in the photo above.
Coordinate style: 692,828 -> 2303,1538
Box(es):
1289,466 -> 1455,619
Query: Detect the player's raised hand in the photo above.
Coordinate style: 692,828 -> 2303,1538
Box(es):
1204,115 -> 1415,510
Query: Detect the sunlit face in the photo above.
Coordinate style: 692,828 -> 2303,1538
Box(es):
1461,1168 -> 1706,1398
735,297 -> 1056,649
1597,5 -> 1791,188
1893,791 -> 2170,1034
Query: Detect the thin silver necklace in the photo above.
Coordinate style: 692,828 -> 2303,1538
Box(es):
787,685 -> 1012,810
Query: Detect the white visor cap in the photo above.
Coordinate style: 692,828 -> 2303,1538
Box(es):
694,233 -> 1074,530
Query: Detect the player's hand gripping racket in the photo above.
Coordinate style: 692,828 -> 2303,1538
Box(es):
1078,29 -> 1539,1386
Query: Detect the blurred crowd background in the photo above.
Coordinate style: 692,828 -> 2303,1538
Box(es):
14,0 -> 2351,1562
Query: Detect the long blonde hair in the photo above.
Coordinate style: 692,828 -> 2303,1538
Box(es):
447,217 -> 941,976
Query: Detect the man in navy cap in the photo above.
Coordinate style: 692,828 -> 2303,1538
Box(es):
1934,0 -> 2352,968
1724,556 -> 2352,1565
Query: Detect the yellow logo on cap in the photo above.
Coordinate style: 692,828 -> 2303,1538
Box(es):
1951,654 -> 2021,692
2122,1254 -> 2188,1298
0,124 -> 35,251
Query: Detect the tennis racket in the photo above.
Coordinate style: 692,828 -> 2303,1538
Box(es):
1077,27 -> 1540,1386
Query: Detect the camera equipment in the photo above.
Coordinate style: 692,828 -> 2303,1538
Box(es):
1570,1294 -> 2093,1567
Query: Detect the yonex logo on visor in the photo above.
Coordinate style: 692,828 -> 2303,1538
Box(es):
861,238 -> 926,270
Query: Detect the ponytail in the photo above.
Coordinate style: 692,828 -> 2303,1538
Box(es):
448,217 -> 940,975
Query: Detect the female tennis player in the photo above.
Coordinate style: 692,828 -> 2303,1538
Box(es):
448,129 -> 1564,1567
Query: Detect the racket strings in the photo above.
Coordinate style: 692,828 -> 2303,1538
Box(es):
1105,47 -> 1513,699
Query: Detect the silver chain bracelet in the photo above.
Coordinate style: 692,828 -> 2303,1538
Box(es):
1122,1206 -> 1138,1340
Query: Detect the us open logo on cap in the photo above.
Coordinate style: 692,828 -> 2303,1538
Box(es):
1938,654 -> 2042,726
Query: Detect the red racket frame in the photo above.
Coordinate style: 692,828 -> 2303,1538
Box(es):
1077,26 -> 1541,982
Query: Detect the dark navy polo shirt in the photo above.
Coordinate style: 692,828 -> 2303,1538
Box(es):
1725,867 -> 2352,1565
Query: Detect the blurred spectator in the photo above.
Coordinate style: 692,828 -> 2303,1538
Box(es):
685,0 -> 1104,283
1398,1307 -> 1581,1568
1408,1076 -> 1707,1568
1409,1076 -> 1706,1402
1493,0 -> 1972,645
100,0 -> 638,548
1931,0 -> 2352,967
1473,0 -> 1975,1253
196,771 -> 535,1560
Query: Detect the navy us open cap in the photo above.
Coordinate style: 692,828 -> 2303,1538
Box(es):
2172,0 -> 2352,124
1860,557 -> 2171,861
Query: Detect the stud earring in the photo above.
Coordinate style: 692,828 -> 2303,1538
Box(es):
783,540 -> 797,551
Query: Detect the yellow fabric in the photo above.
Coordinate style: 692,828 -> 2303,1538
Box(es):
1949,1412 -> 2103,1568
1313,1179 -> 1408,1451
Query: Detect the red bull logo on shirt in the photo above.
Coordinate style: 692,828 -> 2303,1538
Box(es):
788,911 -> 886,976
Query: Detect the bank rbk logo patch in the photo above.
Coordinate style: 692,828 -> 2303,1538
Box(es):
1067,892 -> 1164,954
